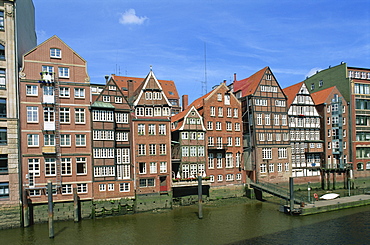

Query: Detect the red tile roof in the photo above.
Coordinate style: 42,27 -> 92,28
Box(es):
112,75 -> 179,100
282,82 -> 304,106
233,67 -> 268,97
311,86 -> 337,105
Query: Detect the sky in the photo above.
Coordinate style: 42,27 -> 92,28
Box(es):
33,0 -> 370,103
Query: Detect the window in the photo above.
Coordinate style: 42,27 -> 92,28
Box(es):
27,134 -> 39,147
182,146 -> 189,157
120,183 -> 130,192
284,163 -> 289,171
207,121 -> 213,130
0,182 -> 9,199
77,183 -> 88,193
218,107 -> 223,117
210,106 -> 215,116
76,134 -> 86,146
62,184 -> 72,194
216,122 -> 222,130
0,12 -> 4,30
0,128 -> 6,145
61,134 -> 71,146
28,158 -> 40,177
50,48 -> 61,58
27,106 -> 38,122
139,162 -> 146,174
226,122 -> 232,131
138,144 -> 146,155
43,107 -> 54,123
227,108 -> 232,117
265,114 -> 270,125
137,124 -> 145,135
226,153 -> 233,168
257,113 -> 262,125
76,157 -> 87,174
44,134 -> 55,146
150,162 -> 157,173
61,158 -> 72,175
278,148 -> 287,159
269,163 -> 274,173
148,124 -> 156,135
42,65 -> 54,73
159,144 -> 166,155
74,88 -> 85,98
109,85 -> 116,91
216,153 -> 223,168
0,69 -> 5,89
208,153 -> 214,169
234,108 -> 238,118
235,137 -> 241,146
160,162 -> 167,173
139,178 -> 155,187
274,114 -> 279,125
159,124 -> 166,135
227,137 -> 233,146
217,175 -> 223,182
136,107 -> 144,116
59,87 -> 70,98
277,163 -> 282,172
282,115 -> 287,126
94,166 -> 115,177
115,96 -> 123,103
75,108 -> 85,123
311,83 -> 315,90
58,67 -> 69,78
0,154 -> 7,174
45,158 -> 56,176
262,148 -> 272,159
60,108 -> 70,123
99,184 -> 106,192
26,85 -> 38,96
103,95 -> 110,102
224,94 -> 230,105
149,144 -> 156,155
260,164 -> 267,173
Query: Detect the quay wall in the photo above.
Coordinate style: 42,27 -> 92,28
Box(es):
300,198 -> 370,215
0,205 -> 21,230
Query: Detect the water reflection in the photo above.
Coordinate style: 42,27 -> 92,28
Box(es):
1,198 -> 369,245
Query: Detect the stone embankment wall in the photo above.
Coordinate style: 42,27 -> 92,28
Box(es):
0,206 -> 21,229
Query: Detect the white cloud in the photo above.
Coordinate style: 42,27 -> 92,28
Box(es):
305,67 -> 323,78
119,9 -> 148,25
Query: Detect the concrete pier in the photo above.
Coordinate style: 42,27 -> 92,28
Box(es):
299,195 -> 370,215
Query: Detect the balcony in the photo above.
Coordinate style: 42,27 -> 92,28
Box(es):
172,177 -> 211,187
42,146 -> 56,154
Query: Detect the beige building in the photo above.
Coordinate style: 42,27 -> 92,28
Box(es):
0,0 -> 36,206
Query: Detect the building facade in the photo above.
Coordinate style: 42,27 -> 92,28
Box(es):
19,36 -> 93,203
0,0 -> 36,206
304,63 -> 370,178
233,67 -> 291,183
283,82 -> 323,183
91,77 -> 134,199
311,86 -> 350,189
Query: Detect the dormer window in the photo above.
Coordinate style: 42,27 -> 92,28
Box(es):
50,48 -> 61,58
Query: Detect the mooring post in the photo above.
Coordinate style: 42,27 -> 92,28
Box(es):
289,177 -> 294,214
73,187 -> 80,222
307,182 -> 311,203
198,175 -> 203,219
23,188 -> 30,227
48,181 -> 54,238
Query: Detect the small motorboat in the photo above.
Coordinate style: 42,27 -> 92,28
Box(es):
320,193 -> 340,200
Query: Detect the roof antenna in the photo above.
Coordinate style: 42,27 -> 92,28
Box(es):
202,42 -> 207,95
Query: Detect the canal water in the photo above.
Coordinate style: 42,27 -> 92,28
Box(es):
1,198 -> 369,245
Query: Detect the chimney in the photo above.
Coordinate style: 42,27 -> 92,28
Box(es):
233,73 -> 237,82
182,95 -> 188,111
223,80 -> 227,84
128,80 -> 134,99
105,75 -> 109,84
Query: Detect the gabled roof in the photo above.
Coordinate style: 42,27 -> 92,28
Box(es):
282,82 -> 304,106
311,86 -> 338,105
233,67 -> 268,97
112,74 -> 179,100
171,106 -> 205,131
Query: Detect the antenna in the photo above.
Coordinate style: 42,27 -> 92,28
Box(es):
202,42 -> 207,95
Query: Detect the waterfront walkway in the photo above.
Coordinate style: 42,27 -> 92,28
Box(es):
299,194 -> 370,215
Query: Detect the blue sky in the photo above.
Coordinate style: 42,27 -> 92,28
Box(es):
33,0 -> 370,103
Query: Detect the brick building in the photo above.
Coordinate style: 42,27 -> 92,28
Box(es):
113,69 -> 172,196
187,82 -> 245,187
304,63 -> 370,178
232,67 -> 291,183
311,86 -> 350,189
283,82 -> 323,183
19,36 -> 93,203
91,77 -> 134,199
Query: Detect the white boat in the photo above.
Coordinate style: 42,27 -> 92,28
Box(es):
320,193 -> 340,200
